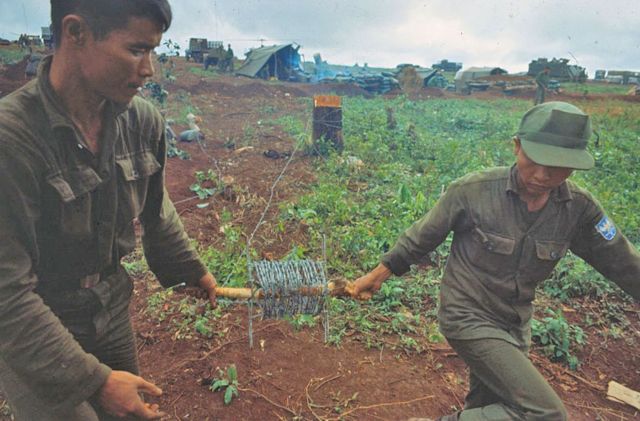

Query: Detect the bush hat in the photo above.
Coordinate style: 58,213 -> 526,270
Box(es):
516,101 -> 594,170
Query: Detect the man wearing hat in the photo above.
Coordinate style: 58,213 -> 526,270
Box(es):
534,66 -> 551,105
349,102 -> 640,420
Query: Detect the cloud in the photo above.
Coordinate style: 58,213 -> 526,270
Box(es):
1,0 -> 638,72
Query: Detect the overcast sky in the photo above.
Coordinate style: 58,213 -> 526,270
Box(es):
1,0 -> 638,74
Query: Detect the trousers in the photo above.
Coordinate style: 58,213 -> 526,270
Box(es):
0,275 -> 140,421
447,337 -> 567,421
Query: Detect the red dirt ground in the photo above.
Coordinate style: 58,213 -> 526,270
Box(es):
1,53 -> 639,421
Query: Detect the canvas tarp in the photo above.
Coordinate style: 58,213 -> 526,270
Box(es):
236,44 -> 305,81
454,67 -> 507,92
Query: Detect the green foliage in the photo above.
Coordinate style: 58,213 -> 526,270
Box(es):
146,289 -> 175,322
189,66 -> 220,78
541,252 -> 622,301
121,254 -> 148,276
198,208 -> 254,288
273,96 -> 640,357
281,96 -> 640,295
326,269 -> 442,352
190,169 -> 219,200
531,309 -> 586,370
0,46 -> 26,65
143,81 -> 168,104
210,364 -> 239,405
167,143 -> 191,160
561,82 -> 630,95
286,314 -> 317,331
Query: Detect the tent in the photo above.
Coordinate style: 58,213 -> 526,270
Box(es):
236,44 -> 307,82
454,67 -> 507,92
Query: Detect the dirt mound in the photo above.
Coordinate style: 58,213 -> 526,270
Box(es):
0,57 -> 28,98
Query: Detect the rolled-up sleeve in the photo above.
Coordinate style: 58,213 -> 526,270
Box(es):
0,144 -> 111,409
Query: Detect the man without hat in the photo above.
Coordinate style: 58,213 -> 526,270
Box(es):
0,0 -> 219,419
349,102 -> 640,420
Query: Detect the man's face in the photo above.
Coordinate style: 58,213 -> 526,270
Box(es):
78,17 -> 162,104
514,139 -> 573,196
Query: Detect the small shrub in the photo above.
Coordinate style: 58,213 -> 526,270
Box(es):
531,308 -> 586,370
210,364 -> 239,405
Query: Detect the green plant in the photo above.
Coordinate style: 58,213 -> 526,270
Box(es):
286,314 -> 317,331
0,46 -> 26,65
531,308 -> 586,370
143,81 -> 168,104
210,364 -> 239,405
541,253 -> 621,301
189,66 -> 220,78
121,254 -> 148,276
190,169 -> 219,200
146,289 -> 175,321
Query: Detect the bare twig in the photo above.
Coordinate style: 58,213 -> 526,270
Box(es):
251,370 -> 287,392
237,387 -> 298,417
530,354 -> 605,392
565,401 -> 630,420
305,377 -> 328,421
328,394 -> 435,420
169,392 -> 184,406
313,373 -> 343,392
173,195 -> 200,206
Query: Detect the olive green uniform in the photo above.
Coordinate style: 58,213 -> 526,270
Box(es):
382,166 -> 640,420
0,56 -> 207,419
534,71 -> 550,105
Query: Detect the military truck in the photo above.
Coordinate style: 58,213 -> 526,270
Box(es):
432,59 -> 462,73
527,58 -> 586,82
26,35 -> 42,46
185,38 -> 225,64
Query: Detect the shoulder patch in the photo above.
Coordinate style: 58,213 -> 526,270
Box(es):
595,216 -> 617,241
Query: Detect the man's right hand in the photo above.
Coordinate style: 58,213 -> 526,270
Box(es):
97,370 -> 166,419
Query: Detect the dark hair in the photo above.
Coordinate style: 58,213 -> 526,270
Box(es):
51,0 -> 172,46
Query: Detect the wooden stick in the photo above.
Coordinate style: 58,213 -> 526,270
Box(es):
215,280 -> 351,300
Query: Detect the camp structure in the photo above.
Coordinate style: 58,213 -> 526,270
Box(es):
41,26 -> 53,49
395,65 -> 446,90
236,44 -> 308,82
527,58 -> 587,82
432,59 -> 463,73
454,67 -> 507,93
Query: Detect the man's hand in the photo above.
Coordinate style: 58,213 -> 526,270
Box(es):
198,272 -> 217,308
97,370 -> 165,419
346,263 -> 392,300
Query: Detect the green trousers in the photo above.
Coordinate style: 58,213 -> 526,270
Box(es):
534,87 -> 545,105
0,285 -> 140,421
447,338 -> 567,421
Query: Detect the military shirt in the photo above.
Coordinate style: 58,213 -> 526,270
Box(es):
536,71 -> 550,89
0,56 -> 207,408
382,166 -> 640,346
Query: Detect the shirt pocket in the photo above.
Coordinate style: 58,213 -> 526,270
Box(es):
531,239 -> 568,280
45,166 -> 102,240
115,150 -> 162,222
470,227 -> 516,276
